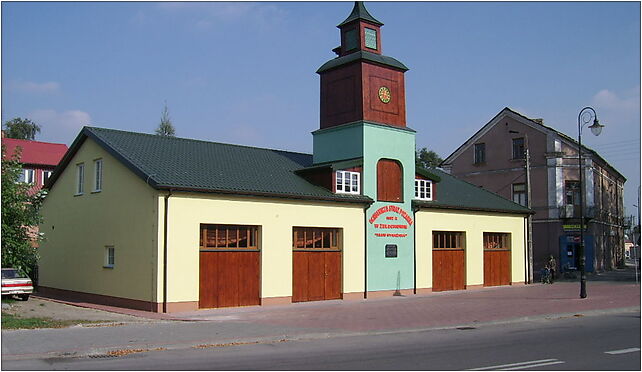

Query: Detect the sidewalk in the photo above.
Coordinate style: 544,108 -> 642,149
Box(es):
2,281 -> 639,361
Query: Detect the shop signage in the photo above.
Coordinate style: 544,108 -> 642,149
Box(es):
369,205 -> 413,238
563,224 -> 588,231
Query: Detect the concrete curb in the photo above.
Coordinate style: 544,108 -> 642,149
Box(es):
3,306 -> 639,362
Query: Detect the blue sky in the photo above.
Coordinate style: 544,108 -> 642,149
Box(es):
2,1 -> 640,213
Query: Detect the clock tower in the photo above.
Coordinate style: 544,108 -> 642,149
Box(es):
312,2 -> 418,297
318,1 -> 408,130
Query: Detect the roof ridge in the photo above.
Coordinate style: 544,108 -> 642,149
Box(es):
85,126 -> 313,157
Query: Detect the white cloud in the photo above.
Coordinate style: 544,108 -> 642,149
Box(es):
28,109 -> 91,144
593,87 -> 639,111
157,2 -> 286,30
10,81 -> 60,94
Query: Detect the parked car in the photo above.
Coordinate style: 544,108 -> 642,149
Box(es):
1,268 -> 33,301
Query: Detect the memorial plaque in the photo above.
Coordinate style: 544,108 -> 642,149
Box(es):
385,244 -> 397,258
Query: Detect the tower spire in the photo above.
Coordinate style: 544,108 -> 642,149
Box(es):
338,1 -> 383,28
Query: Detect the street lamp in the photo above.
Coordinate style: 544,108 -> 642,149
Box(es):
578,106 -> 604,299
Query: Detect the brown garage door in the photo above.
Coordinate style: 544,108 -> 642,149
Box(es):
292,227 -> 342,302
199,224 -> 260,309
483,233 -> 511,287
432,231 -> 465,292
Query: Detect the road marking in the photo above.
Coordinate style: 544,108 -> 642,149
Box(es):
604,348 -> 640,355
503,361 -> 566,370
468,359 -> 564,371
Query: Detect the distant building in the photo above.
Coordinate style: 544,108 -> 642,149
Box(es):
2,137 -> 68,194
442,107 -> 626,277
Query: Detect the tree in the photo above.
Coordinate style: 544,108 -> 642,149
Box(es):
3,118 -> 41,140
416,147 -> 443,169
155,103 -> 176,137
1,145 -> 45,279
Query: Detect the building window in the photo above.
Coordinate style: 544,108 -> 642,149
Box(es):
483,232 -> 510,250
377,159 -> 403,202
344,28 -> 357,51
42,170 -> 52,186
200,224 -> 259,250
293,227 -> 341,251
18,169 -> 35,184
104,246 -> 115,268
76,163 -> 84,195
336,170 -> 360,194
512,183 -> 527,206
474,143 -> 485,164
93,159 -> 103,192
364,27 -> 377,50
433,231 -> 465,249
512,138 -> 525,159
415,179 -> 433,200
565,180 -> 580,205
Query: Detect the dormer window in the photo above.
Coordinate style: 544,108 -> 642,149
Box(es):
364,27 -> 377,50
415,179 -> 433,201
336,170 -> 360,194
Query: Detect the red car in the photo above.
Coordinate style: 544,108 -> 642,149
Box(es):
1,268 -> 33,301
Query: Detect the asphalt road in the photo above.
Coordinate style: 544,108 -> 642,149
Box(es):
4,311 -> 640,370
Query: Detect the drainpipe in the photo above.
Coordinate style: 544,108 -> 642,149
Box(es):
412,205 -> 419,294
163,189 -> 173,313
364,206 -> 368,299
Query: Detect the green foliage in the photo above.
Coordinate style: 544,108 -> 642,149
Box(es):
0,313 -> 101,329
416,147 -> 443,169
1,145 -> 45,278
155,103 -> 176,136
3,118 -> 41,140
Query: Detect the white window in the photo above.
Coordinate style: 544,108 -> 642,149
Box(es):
76,163 -> 85,195
336,170 -> 360,194
415,179 -> 433,200
104,246 -> 114,268
19,169 -> 35,184
42,170 -> 52,186
93,159 -> 103,192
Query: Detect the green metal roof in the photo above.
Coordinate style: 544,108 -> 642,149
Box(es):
317,50 -> 408,73
49,127 -> 373,204
48,127 -> 530,214
413,168 -> 532,215
338,2 -> 384,27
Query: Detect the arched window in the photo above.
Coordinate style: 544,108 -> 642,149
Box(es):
377,159 -> 403,202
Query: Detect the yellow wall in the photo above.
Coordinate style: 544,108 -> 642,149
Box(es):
415,209 -> 526,288
39,139 -> 162,302
165,193 -> 366,302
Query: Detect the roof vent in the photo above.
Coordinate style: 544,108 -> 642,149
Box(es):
533,118 -> 544,125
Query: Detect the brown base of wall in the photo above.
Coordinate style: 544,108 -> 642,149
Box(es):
415,288 -> 432,295
465,284 -> 484,290
37,286 -> 161,312
167,301 -> 199,312
261,296 -> 292,306
366,289 -> 414,299
511,281 -> 527,286
342,292 -> 365,301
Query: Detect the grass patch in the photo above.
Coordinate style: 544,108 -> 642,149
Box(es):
1,313 -> 103,329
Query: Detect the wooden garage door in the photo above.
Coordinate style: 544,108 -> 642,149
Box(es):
292,227 -> 342,302
432,231 -> 465,292
199,224 -> 260,309
483,233 -> 511,287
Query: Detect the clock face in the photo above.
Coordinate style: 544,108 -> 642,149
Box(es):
378,86 -> 391,104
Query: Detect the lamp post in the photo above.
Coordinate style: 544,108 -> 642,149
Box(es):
577,106 -> 604,299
